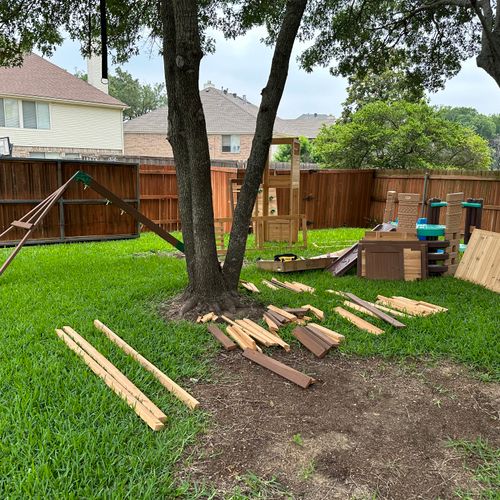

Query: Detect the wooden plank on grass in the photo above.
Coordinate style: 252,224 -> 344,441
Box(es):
343,300 -> 378,318
242,349 -> 315,388
344,293 -> 406,328
93,320 -> 200,410
301,304 -> 324,320
292,326 -> 330,358
303,325 -> 339,348
207,324 -> 237,351
268,305 -> 297,321
56,329 -> 164,431
376,296 -> 432,316
62,326 -> 167,423
306,323 -> 345,343
334,307 -> 384,335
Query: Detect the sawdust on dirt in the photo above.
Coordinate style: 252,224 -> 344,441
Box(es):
181,351 -> 499,499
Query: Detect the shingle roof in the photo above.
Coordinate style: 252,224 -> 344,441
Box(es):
123,86 -> 335,137
0,54 -> 126,108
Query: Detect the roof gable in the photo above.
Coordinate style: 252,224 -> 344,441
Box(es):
0,54 -> 125,108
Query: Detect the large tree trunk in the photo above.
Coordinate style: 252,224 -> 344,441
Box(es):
223,0 -> 308,289
161,0 -> 230,313
160,0 -> 307,315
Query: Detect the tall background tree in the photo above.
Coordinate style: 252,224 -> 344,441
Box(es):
76,68 -> 167,119
314,101 -> 492,170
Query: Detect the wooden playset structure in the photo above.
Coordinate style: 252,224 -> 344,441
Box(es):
357,190 -> 485,281
0,171 -> 184,277
215,137 -> 307,252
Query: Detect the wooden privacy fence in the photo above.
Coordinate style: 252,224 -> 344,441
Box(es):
139,165 -> 500,234
0,158 -> 140,245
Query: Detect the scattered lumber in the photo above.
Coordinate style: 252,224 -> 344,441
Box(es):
226,325 -> 261,352
242,349 -> 316,389
262,279 -> 279,290
56,328 -> 164,431
392,296 -> 448,313
235,320 -> 276,347
343,300 -> 378,318
265,309 -> 290,326
326,289 -> 348,298
375,296 -> 441,316
307,323 -> 345,343
372,303 -> 409,318
207,324 -> 237,351
240,280 -> 260,293
93,320 -> 200,410
62,326 -> 167,423
271,277 -> 304,292
301,304 -> 324,321
289,281 -> 315,293
263,313 -> 280,332
334,307 -> 384,335
303,325 -> 339,348
283,307 -> 309,317
267,305 -> 298,322
292,326 -> 331,358
344,293 -> 406,328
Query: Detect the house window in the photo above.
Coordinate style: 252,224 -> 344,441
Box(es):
22,101 -> 50,129
222,135 -> 240,153
0,98 -> 20,128
29,152 -> 59,159
0,99 -> 50,129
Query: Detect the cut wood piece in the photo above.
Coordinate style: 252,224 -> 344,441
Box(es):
207,324 -> 237,351
301,304 -> 324,320
235,320 -> 275,347
267,305 -> 297,321
263,313 -> 280,332
229,324 -> 261,352
242,349 -> 315,389
292,281 -> 315,293
241,319 -> 280,342
271,277 -> 302,292
372,303 -> 409,317
220,315 -> 236,326
11,220 -> 33,230
392,296 -> 448,312
262,279 -> 279,290
375,296 -> 433,316
265,309 -> 289,325
390,296 -> 438,313
200,312 -> 215,323
292,326 -> 330,358
343,300 -> 378,318
240,281 -> 260,293
196,316 -> 202,323
334,307 -> 384,335
93,320 -> 200,410
344,293 -> 406,328
303,325 -> 339,348
284,281 -> 307,292
56,329 -> 164,431
225,326 -> 247,350
282,307 -> 309,317
62,326 -> 167,423
307,323 -> 345,342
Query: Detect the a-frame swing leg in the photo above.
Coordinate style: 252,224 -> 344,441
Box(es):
0,174 -> 79,277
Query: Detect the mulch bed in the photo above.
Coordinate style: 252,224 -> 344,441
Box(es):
181,350 -> 499,499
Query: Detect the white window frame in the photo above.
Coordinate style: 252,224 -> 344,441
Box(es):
0,98 -> 51,130
221,134 -> 240,154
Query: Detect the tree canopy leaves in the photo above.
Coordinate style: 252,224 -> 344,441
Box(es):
313,101 -> 492,170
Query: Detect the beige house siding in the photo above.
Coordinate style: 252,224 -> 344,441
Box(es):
1,99 -> 124,155
124,132 -> 254,161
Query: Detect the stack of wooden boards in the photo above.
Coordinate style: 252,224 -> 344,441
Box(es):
455,229 -> 500,293
56,320 -> 199,431
261,277 -> 315,293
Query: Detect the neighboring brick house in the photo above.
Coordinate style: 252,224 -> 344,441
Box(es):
123,83 -> 335,161
0,54 -> 126,159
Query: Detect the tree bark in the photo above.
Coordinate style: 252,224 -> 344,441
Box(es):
222,0 -> 308,289
161,0 -> 228,311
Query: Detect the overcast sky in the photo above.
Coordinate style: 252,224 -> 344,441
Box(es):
48,28 -> 500,119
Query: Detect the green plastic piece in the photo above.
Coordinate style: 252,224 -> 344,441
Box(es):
74,170 -> 93,185
430,201 -> 447,207
416,224 -> 446,237
461,202 -> 482,208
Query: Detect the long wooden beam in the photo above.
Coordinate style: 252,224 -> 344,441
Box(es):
93,320 -> 199,410
56,329 -> 164,431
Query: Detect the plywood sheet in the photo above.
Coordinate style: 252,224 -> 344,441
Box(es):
455,229 -> 500,293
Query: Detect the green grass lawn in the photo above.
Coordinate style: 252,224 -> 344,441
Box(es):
0,228 -> 498,498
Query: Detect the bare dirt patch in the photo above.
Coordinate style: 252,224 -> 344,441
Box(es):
182,351 -> 499,499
